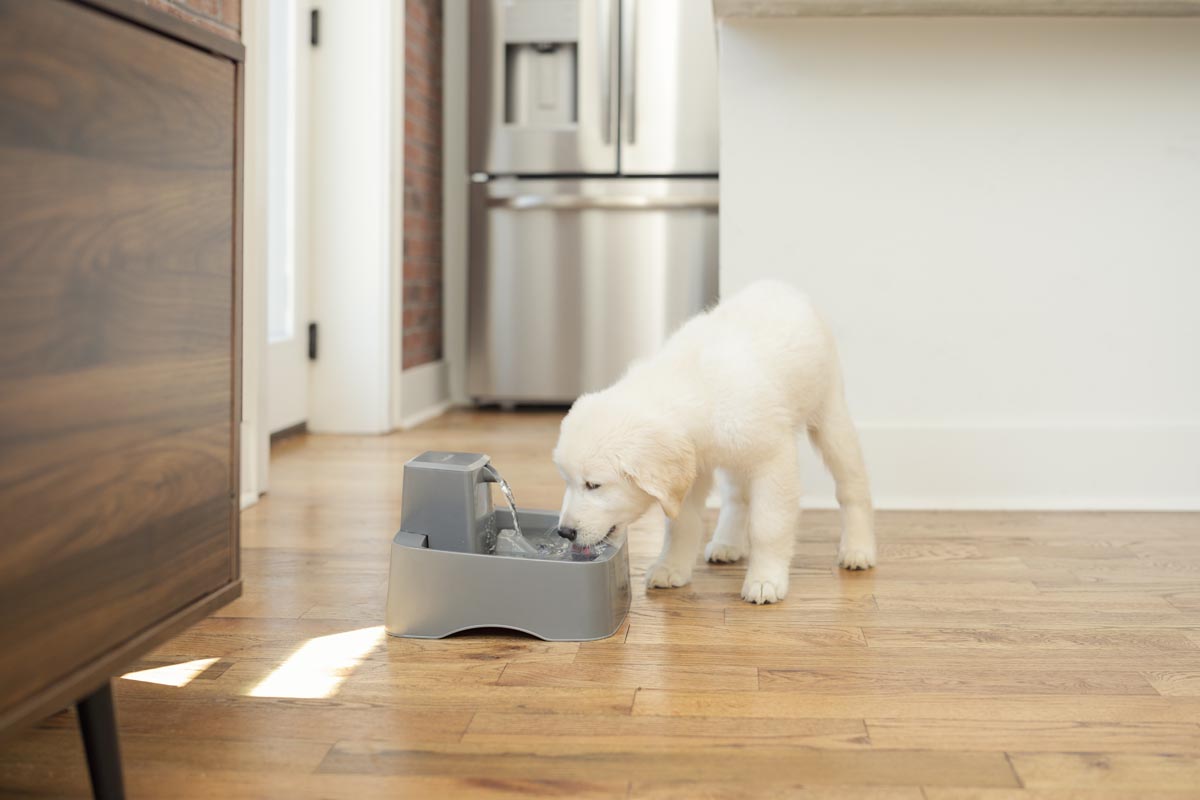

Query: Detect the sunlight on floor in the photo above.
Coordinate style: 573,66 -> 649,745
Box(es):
121,657 -> 220,688
247,625 -> 385,699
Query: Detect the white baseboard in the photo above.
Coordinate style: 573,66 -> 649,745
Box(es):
400,400 -> 451,430
399,360 -> 450,430
707,422 -> 1200,511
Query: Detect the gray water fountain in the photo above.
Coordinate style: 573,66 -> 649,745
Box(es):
385,451 -> 631,641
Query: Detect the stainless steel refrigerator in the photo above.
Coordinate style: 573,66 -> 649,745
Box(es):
467,0 -> 718,403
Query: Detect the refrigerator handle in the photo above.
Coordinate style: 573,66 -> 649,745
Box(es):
487,194 -> 717,211
599,0 -> 617,145
620,0 -> 636,145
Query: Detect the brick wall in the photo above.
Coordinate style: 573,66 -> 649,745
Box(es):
402,0 -> 444,370
140,0 -> 240,41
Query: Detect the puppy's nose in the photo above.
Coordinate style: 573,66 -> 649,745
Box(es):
557,526 -> 577,541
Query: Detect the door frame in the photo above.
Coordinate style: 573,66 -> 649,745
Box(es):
240,0 -> 269,506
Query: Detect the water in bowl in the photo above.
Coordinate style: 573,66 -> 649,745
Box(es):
482,462 -> 615,562
494,526 -> 614,562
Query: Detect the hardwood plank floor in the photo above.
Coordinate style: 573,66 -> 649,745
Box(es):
1,409 -> 1198,799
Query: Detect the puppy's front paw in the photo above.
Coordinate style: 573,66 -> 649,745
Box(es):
705,540 -> 745,564
645,561 -> 692,589
837,546 -> 876,571
741,577 -> 787,604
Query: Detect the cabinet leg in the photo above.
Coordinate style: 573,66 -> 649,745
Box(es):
76,681 -> 125,800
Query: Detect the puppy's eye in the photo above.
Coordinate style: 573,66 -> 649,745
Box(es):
584,481 -> 601,491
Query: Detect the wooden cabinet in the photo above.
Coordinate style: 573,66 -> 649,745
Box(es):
0,0 -> 243,741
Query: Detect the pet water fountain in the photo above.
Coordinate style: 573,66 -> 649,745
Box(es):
385,451 -> 631,641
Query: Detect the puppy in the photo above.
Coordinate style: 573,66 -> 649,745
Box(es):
552,280 -> 875,604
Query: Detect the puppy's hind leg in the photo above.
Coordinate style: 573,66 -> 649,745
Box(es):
742,443 -> 801,604
646,471 -> 712,590
706,468 -> 748,563
808,377 -> 876,570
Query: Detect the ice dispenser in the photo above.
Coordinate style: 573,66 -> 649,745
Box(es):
470,0 -> 619,175
505,42 -> 577,126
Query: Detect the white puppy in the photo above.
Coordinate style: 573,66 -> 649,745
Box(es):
552,280 -> 876,604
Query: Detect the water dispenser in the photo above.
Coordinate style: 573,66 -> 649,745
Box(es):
385,451 -> 631,641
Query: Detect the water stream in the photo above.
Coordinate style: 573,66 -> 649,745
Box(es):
483,463 -> 522,542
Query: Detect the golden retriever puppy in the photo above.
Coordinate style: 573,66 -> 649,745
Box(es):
553,280 -> 875,604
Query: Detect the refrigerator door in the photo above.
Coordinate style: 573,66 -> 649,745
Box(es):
470,0 -> 620,176
468,178 -> 718,402
619,0 -> 718,175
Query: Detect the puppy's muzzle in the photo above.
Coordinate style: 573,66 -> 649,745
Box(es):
556,526 -> 578,541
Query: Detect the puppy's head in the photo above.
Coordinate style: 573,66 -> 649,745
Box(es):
552,391 -> 696,546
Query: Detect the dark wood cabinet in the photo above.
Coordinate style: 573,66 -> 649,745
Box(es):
0,0 -> 243,743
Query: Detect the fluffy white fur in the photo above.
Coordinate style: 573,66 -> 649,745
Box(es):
553,280 -> 876,604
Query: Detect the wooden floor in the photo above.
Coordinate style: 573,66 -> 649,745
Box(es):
2,409 -> 1199,799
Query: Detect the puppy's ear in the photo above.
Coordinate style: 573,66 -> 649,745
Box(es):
619,426 -> 697,519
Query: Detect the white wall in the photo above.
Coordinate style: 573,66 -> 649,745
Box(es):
719,17 -> 1200,509
307,0 -> 403,434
